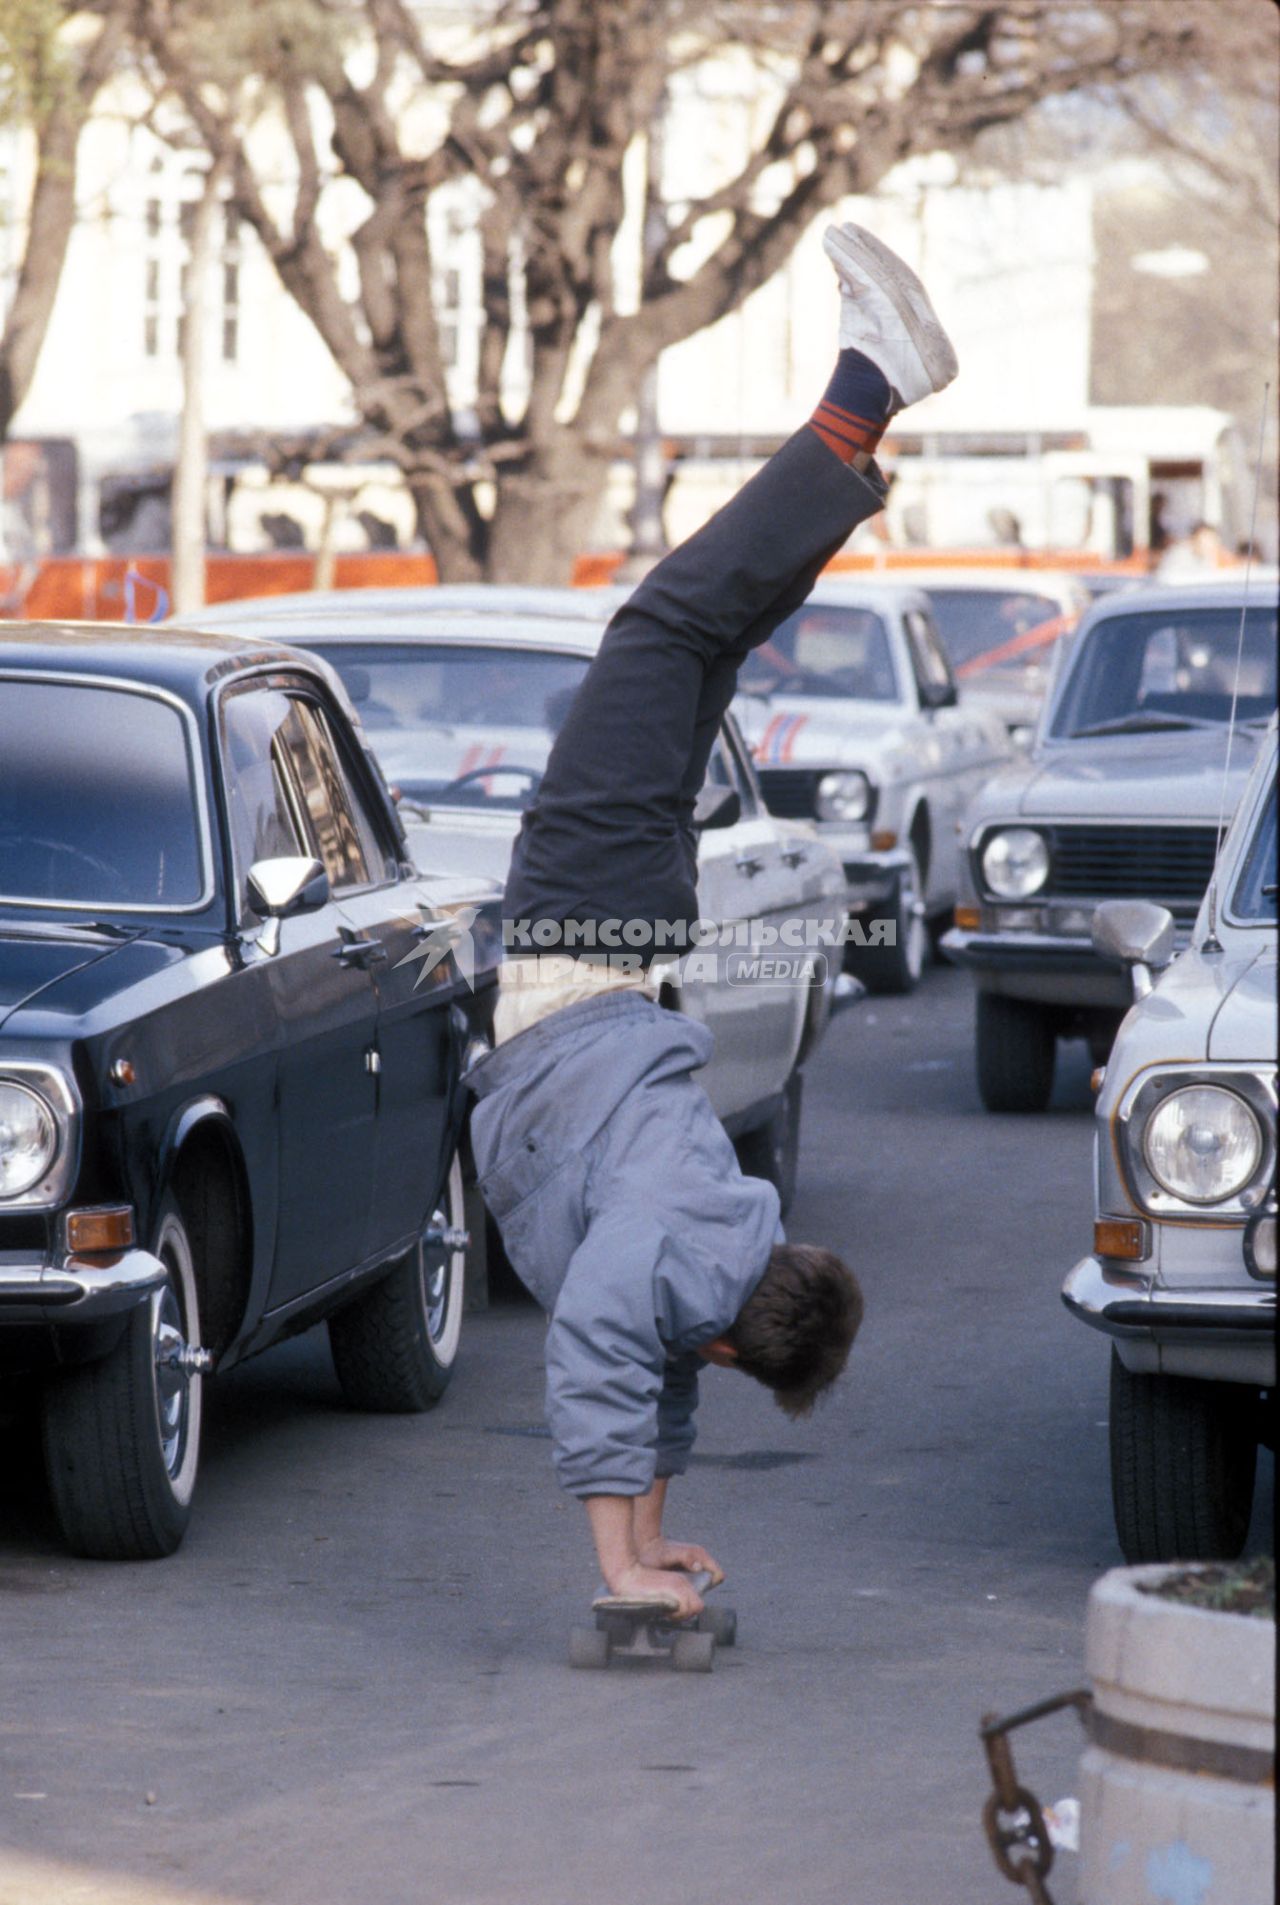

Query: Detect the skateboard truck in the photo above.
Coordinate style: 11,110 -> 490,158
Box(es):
569,1569 -> 738,1672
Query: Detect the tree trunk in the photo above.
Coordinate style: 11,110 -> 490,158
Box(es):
0,119 -> 80,440
483,453 -> 612,584
172,162 -> 225,615
0,14 -> 122,441
406,473 -> 485,583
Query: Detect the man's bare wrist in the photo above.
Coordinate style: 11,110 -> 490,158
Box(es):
584,1494 -> 638,1590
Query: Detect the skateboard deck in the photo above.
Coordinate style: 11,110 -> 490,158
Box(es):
569,1569 -> 737,1671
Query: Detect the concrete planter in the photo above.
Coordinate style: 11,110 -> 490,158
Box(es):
1080,1563 -> 1275,1905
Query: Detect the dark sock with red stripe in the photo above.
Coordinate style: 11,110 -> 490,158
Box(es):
809,350 -> 894,464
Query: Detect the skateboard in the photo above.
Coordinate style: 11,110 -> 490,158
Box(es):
569,1569 -> 738,1672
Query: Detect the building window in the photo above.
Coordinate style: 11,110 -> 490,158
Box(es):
222,252 -> 240,363
140,152 -> 243,367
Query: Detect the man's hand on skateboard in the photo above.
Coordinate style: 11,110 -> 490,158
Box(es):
634,1536 -> 725,1588
611,1562 -> 706,1620
585,1483 -> 723,1620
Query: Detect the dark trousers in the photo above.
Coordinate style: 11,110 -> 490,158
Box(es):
502,427 -> 886,958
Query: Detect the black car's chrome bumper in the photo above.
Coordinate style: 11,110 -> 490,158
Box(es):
0,1246 -> 167,1319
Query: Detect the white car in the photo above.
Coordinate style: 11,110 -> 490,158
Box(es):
1063,719 -> 1276,1562
728,578 -> 1011,992
897,566 -> 1090,747
944,578 -> 1277,1111
177,590 -> 854,1214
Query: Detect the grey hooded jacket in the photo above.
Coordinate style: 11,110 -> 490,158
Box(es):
467,991 -> 780,1498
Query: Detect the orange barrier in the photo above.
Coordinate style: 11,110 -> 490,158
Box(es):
0,544 -> 1153,624
0,552 -> 439,623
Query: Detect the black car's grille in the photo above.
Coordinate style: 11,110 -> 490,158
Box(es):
756,769 -> 820,820
1046,823 -> 1221,914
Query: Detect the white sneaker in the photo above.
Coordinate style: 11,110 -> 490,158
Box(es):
822,221 -> 958,410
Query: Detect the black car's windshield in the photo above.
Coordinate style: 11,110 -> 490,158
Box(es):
0,679 -> 205,908
1051,605 -> 1278,739
1231,778 -> 1277,925
738,605 -> 897,701
926,589 -> 1073,677
319,642 -> 590,809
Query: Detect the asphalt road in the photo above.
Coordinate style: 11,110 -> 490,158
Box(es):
1,964 -> 1272,1905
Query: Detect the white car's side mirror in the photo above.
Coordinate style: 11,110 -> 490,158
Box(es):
1091,899 -> 1176,1000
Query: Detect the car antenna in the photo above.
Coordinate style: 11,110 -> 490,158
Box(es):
1202,382 -> 1270,957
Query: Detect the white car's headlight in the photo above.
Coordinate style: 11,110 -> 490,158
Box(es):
1142,1085 -> 1263,1205
982,827 -> 1050,899
0,1080 -> 59,1199
816,771 -> 872,823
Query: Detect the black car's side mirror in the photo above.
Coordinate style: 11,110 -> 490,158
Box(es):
1091,899 -> 1176,1000
247,856 -> 330,955
692,785 -> 742,832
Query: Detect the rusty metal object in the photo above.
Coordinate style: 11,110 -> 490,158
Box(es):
979,1689 -> 1093,1902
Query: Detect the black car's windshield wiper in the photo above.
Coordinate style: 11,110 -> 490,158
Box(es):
0,915 -> 144,942
1069,711 -> 1226,738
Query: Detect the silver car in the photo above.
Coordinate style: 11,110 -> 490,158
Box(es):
177,591 -> 853,1214
1062,720 -> 1276,1563
900,566 -> 1090,747
943,578 -> 1278,1110
729,578 -> 1011,993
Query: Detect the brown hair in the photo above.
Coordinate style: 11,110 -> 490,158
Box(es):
726,1243 -> 863,1418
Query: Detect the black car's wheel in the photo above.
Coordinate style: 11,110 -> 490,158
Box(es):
1109,1349 -> 1258,1563
975,992 -> 1056,1113
846,849 -> 927,995
736,1070 -> 803,1217
42,1195 -> 205,1560
328,1154 -> 468,1412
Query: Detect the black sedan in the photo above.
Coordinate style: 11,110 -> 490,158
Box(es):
0,625 -> 499,1558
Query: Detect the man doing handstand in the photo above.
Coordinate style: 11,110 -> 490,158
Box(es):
468,224 -> 958,1619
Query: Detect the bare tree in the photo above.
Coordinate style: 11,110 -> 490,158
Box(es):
130,0 -> 1273,582
0,1 -> 127,438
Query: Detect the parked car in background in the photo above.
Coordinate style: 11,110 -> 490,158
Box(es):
943,578 -> 1277,1111
726,579 -> 1011,993
901,567 -> 1089,748
1062,718 -> 1276,1563
0,625 -> 498,1559
176,591 -> 853,1214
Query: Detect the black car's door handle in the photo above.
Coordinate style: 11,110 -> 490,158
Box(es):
333,931 -> 388,969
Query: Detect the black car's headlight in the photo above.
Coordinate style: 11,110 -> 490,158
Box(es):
816,771 -> 873,823
1141,1085 -> 1262,1205
0,1079 -> 59,1199
980,827 -> 1050,900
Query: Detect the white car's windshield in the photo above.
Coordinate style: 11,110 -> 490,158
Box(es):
318,642 -> 589,809
738,605 -> 897,702
1051,606 -> 1278,739
1231,780 -> 1277,925
0,679 -> 204,908
926,589 -> 1073,677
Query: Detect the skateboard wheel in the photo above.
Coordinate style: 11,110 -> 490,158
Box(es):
671,1630 -> 715,1673
569,1625 -> 611,1670
696,1606 -> 737,1647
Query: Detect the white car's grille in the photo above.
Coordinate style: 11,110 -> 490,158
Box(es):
1047,824 -> 1220,916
